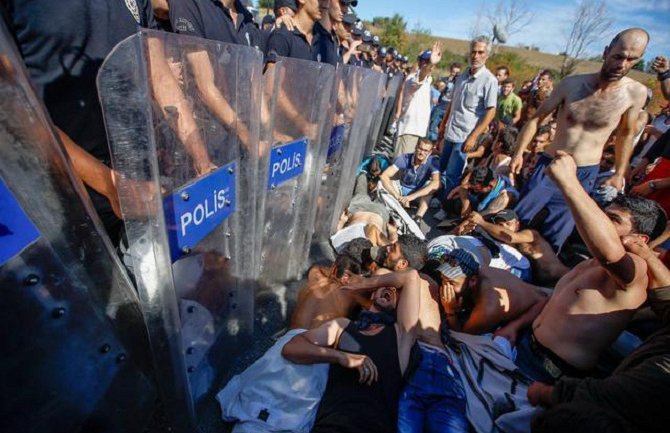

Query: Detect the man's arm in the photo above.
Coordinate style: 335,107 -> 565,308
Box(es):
379,165 -> 400,199
603,87 -> 647,190
469,212 -> 536,244
462,106 -> 496,152
652,56 -> 670,101
547,152 -> 647,288
493,297 -> 548,347
282,318 -> 379,385
509,79 -> 566,178
405,171 -> 440,201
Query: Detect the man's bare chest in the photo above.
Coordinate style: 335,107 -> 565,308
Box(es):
563,89 -> 629,131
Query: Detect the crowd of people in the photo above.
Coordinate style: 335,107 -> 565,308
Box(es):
4,1 -> 670,433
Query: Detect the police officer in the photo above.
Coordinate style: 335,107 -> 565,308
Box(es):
312,0 -> 343,66
265,0 -> 321,62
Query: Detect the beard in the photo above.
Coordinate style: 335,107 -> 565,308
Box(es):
600,67 -> 625,81
372,300 -> 397,316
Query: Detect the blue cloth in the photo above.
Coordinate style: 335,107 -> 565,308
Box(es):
398,344 -> 469,433
470,176 -> 519,212
515,154 -> 599,252
514,330 -> 558,384
439,140 -> 467,195
394,154 -> 440,193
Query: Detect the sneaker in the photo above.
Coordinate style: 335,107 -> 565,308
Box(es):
433,209 -> 447,220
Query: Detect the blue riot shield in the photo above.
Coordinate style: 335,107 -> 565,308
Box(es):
97,30 -> 262,432
0,21 -> 154,433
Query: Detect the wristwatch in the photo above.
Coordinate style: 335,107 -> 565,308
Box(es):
650,180 -> 657,191
659,70 -> 670,81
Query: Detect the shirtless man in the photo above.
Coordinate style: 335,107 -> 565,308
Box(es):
467,209 -> 570,286
509,28 -> 650,251
436,249 -> 547,335
498,151 -> 667,383
283,269 -> 422,433
331,194 -> 397,252
291,235 -> 424,330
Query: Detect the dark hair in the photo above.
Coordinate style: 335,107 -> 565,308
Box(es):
450,62 -> 462,69
496,66 -> 510,75
531,403 -> 637,433
333,254 -> 363,278
501,78 -> 515,86
498,128 -> 517,155
611,195 -> 668,240
417,138 -> 435,148
341,238 -> 374,272
469,166 -> 495,186
536,124 -> 552,137
539,70 -> 554,80
397,234 -> 428,269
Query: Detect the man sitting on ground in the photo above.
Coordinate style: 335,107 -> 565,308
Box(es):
380,138 -> 440,224
467,209 -> 570,286
497,152 -> 667,383
444,166 -> 518,219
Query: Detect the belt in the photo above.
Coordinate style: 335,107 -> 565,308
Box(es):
528,332 -> 587,380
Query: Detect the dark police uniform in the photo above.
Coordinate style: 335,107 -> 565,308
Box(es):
311,22 -> 340,66
169,0 -> 264,51
3,0 -> 156,244
265,26 -> 313,62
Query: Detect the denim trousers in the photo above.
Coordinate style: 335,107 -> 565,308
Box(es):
439,140 -> 466,196
398,343 -> 469,433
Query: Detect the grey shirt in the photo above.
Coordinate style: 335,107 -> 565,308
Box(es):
444,66 -> 498,143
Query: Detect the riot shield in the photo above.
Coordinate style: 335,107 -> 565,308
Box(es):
0,22 -> 154,433
256,58 -> 336,283
367,74 -> 403,155
313,65 -> 386,244
97,30 -> 262,431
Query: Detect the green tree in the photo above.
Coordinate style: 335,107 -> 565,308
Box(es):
633,59 -> 645,71
257,0 -> 273,15
379,14 -> 407,51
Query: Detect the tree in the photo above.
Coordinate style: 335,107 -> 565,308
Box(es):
633,59 -> 645,72
379,14 -> 407,51
257,0 -> 273,16
487,0 -> 534,40
560,0 -> 613,77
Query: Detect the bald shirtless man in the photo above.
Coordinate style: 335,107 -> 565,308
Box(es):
509,28 -> 650,251
498,151 -> 667,384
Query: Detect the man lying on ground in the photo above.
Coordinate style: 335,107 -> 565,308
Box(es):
496,151 -> 667,383
429,249 -> 547,335
331,193 -> 398,252
467,209 -> 570,286
282,268 -> 422,433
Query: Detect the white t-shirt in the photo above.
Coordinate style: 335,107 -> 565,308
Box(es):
397,72 -> 433,137
427,235 -> 530,274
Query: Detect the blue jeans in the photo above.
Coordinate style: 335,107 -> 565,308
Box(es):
439,140 -> 467,196
398,343 -> 469,433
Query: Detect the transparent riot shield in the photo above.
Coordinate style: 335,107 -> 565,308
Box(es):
367,74 -> 403,155
257,58 -> 336,283
312,66 -> 386,245
97,30 -> 262,432
0,22 -> 154,433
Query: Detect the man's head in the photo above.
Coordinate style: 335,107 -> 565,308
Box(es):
331,253 -> 364,284
296,0 -> 321,21
414,139 -> 434,164
261,14 -> 276,30
380,234 -> 427,271
494,127 -> 517,156
436,80 -> 447,93
537,70 -> 553,89
469,36 -> 491,70
449,63 -> 462,78
501,78 -> 515,97
468,166 -> 497,194
601,28 -> 649,82
532,124 -> 552,153
491,209 -> 521,233
606,195 -> 667,242
418,49 -> 432,67
341,238 -> 375,274
369,269 -> 398,314
495,66 -> 510,84
437,249 -> 480,297
275,0 -> 297,17
320,0 -> 342,23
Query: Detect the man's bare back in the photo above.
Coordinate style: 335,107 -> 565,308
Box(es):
514,229 -> 570,285
547,74 -> 646,167
290,266 -> 371,330
533,258 -> 647,370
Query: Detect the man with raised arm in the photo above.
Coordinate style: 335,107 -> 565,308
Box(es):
282,269 -> 422,433
497,151 -> 667,383
509,28 -> 650,251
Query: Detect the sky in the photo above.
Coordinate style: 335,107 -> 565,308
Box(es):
351,0 -> 670,62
